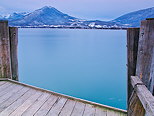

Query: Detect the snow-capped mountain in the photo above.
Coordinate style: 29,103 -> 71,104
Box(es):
112,7 -> 154,27
0,6 -> 154,28
0,6 -> 124,28
7,12 -> 29,21
0,12 -> 28,21
7,6 -> 80,26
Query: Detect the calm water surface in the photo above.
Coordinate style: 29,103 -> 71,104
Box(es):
19,29 -> 127,110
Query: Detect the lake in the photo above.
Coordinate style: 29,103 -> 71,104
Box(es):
18,28 -> 127,110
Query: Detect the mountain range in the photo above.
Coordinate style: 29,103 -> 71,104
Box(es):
0,6 -> 154,28
113,7 -> 154,27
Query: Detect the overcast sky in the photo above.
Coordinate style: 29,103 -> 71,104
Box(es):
0,0 -> 154,20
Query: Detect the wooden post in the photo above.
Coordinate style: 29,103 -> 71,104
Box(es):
127,28 -> 140,103
136,19 -> 154,93
9,27 -> 18,81
0,21 -> 12,79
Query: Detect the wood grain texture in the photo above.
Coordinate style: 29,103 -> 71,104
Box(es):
127,28 -> 140,101
4,79 -> 127,114
34,95 -> 59,116
130,76 -> 154,116
0,80 -> 127,116
59,100 -> 76,116
0,83 -> 17,97
149,48 -> 154,95
0,87 -> 30,112
0,82 -> 12,92
21,92 -> 50,116
71,102 -> 85,116
0,21 -> 12,79
46,97 -> 67,116
136,19 -> 154,93
107,109 -> 121,116
9,27 -> 18,81
0,89 -> 36,116
83,104 -> 95,116
0,85 -> 23,104
9,91 -> 42,116
95,107 -> 107,116
128,91 -> 145,116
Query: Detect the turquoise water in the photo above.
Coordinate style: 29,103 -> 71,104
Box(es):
18,28 -> 127,110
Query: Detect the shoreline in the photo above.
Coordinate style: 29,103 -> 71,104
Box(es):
15,26 -> 128,30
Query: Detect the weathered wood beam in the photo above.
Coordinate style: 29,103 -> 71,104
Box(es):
131,76 -> 154,116
128,91 -> 145,116
136,19 -> 154,93
9,27 -> 18,81
127,28 -> 140,102
0,21 -> 12,79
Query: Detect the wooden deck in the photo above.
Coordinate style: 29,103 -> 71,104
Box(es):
0,79 -> 127,116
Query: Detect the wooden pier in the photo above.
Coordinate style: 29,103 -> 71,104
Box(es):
0,21 -> 127,116
1,18 -> 154,116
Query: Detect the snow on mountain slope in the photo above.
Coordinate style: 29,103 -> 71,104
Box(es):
1,6 -> 154,28
10,6 -> 79,26
113,7 -> 154,27
0,6 -> 124,28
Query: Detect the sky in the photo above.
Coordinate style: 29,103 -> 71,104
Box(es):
0,0 -> 154,21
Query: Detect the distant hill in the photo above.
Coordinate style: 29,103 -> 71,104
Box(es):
112,7 -> 154,27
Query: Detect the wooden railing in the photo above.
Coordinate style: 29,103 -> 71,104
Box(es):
127,18 -> 154,116
128,76 -> 154,116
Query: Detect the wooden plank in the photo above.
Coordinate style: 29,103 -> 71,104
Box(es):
149,48 -> 154,94
107,109 -> 121,116
59,100 -> 76,116
136,19 -> 154,93
9,27 -> 18,81
0,86 -> 30,112
0,89 -> 36,116
6,79 -> 127,114
128,91 -> 145,116
0,21 -> 12,79
131,76 -> 154,116
131,76 -> 143,87
34,95 -> 59,116
0,83 -> 16,97
9,91 -> 42,116
0,81 -> 126,116
135,85 -> 154,116
83,104 -> 95,116
127,28 -> 140,101
0,81 -> 7,86
0,84 -> 23,104
0,82 -> 12,92
0,78 -> 9,81
95,107 -> 107,116
120,112 -> 127,116
46,97 -> 67,116
21,92 -> 50,116
71,102 -> 85,116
